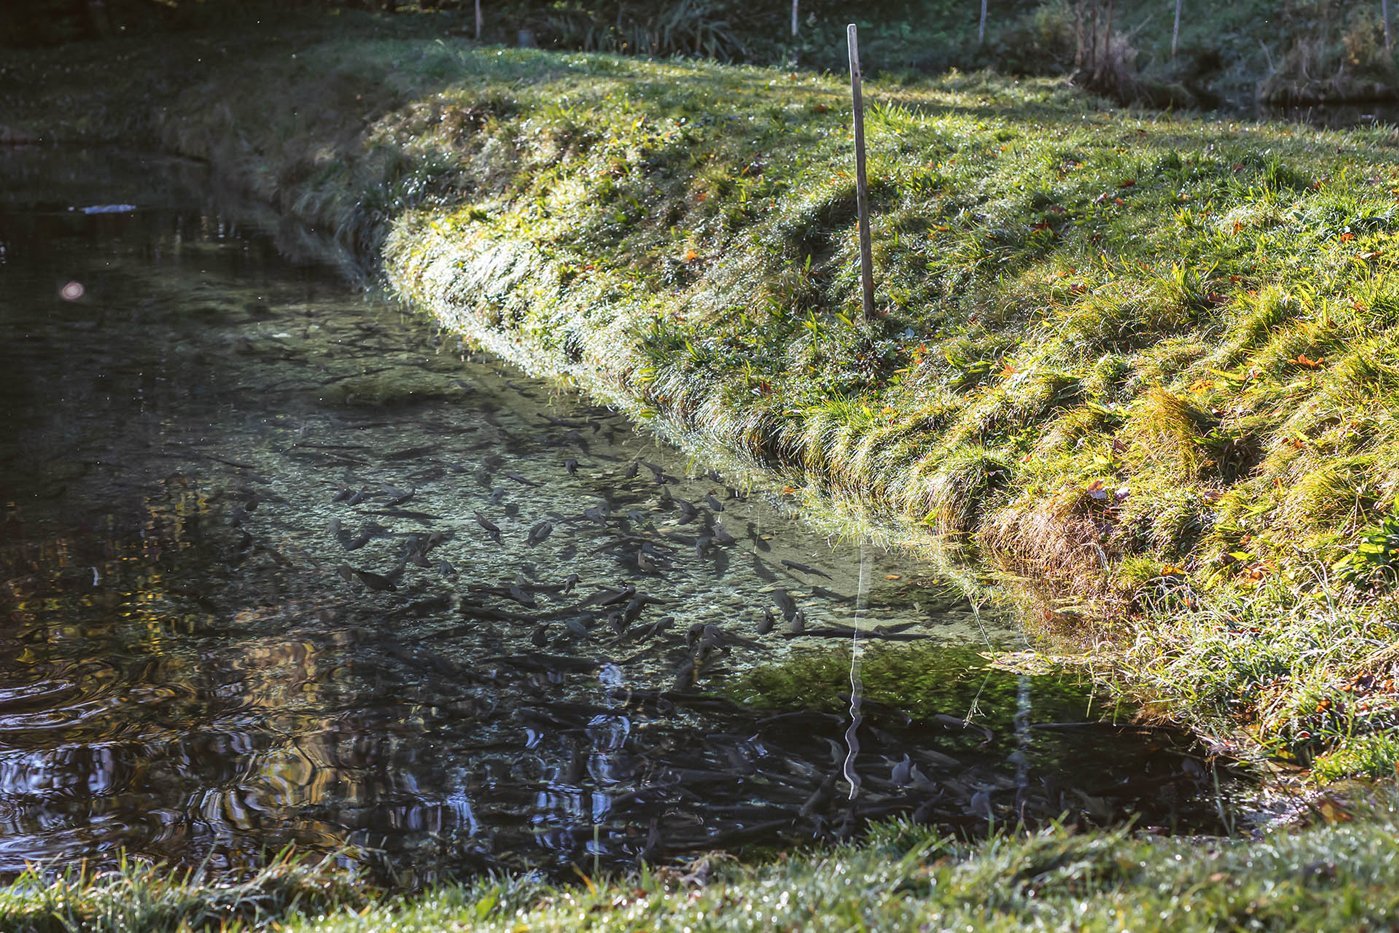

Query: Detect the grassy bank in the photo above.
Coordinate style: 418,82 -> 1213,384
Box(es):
8,15 -> 1399,776
5,810 -> 1399,931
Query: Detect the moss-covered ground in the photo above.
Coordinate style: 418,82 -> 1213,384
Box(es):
7,11 -> 1399,925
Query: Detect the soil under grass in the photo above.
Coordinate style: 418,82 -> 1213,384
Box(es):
6,12 -> 1399,925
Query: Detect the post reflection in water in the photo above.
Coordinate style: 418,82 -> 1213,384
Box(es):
0,148 -> 1244,885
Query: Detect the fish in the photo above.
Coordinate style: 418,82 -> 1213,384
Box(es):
564,458 -> 579,475
890,754 -> 913,786
531,624 -> 549,648
504,471 -> 541,487
672,497 -> 699,525
757,607 -> 776,635
526,520 -> 554,546
703,494 -> 724,512
473,511 -> 502,542
931,714 -> 994,744
341,563 -> 405,592
402,531 -> 449,566
772,588 -> 798,622
506,584 -> 538,607
670,657 -> 696,691
712,522 -> 737,546
370,508 -> 440,522
781,559 -> 833,580
486,653 -> 602,674
380,483 -> 415,506
631,615 -> 675,642
383,444 -> 436,461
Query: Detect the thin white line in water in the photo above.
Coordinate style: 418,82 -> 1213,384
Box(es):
842,539 -> 870,800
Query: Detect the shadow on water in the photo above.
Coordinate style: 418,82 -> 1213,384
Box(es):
0,147 -> 1247,886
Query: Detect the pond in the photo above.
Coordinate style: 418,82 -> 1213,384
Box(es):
0,148 -> 1242,885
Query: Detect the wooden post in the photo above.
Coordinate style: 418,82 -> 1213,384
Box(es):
848,24 -> 876,322
475,0 -> 483,40
979,0 -> 988,45
1171,0 -> 1182,59
792,0 -> 799,38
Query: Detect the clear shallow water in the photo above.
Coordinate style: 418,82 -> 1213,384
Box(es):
0,148 -> 1240,884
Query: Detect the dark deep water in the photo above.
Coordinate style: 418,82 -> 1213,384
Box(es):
0,148 -> 1242,885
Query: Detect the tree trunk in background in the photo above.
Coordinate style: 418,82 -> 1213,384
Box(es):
1073,1 -> 1085,70
978,0 -> 987,45
1087,1 -> 1098,74
1384,0 -> 1393,50
1100,0 -> 1114,83
792,0 -> 799,37
475,0 -> 483,40
1172,0 -> 1182,59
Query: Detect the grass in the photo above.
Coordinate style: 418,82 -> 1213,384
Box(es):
6,809 -> 1399,931
7,11 -> 1399,777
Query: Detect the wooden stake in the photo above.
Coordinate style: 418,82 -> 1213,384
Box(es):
475,0 -> 483,40
792,0 -> 800,38
848,24 -> 875,321
1171,0 -> 1182,59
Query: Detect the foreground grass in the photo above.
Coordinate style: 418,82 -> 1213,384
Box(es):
5,813 -> 1399,931
7,17 -> 1399,772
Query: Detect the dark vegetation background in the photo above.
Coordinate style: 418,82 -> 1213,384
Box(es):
5,0 -> 1399,107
